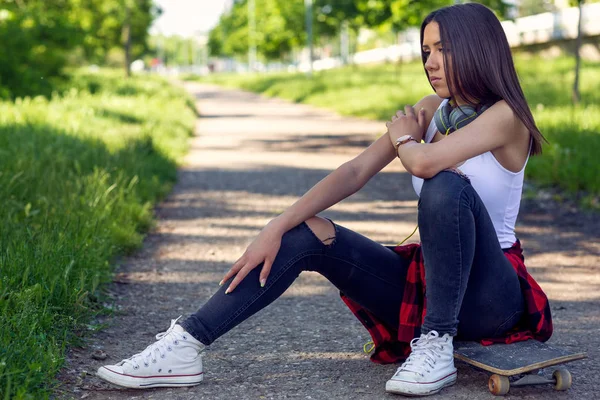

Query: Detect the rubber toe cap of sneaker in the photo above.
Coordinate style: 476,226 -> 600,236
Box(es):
97,365 -> 124,376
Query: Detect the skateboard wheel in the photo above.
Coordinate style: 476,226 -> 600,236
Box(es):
553,368 -> 572,391
488,374 -> 510,396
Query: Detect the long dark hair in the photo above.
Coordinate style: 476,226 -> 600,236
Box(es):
420,3 -> 546,155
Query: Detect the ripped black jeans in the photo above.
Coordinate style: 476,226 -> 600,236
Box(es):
181,171 -> 525,345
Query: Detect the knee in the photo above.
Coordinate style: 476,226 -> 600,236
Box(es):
305,216 -> 336,245
419,171 -> 468,213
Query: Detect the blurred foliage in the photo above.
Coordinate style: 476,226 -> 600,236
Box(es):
518,0 -> 599,17
209,0 -> 306,61
208,0 -> 512,61
0,0 -> 158,99
149,35 -> 205,67
75,0 -> 156,65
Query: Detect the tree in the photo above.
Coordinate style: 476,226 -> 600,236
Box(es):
208,0 -> 306,62
517,0 -> 556,17
206,0 -> 515,64
0,0 -> 157,98
567,0 -> 600,104
314,0 -> 360,37
0,0 -> 82,98
572,0 -> 584,104
73,0 -> 155,73
150,35 -> 201,67
313,1 -> 513,51
356,0 -> 512,32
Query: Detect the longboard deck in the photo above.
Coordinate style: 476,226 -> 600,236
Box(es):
454,340 -> 587,376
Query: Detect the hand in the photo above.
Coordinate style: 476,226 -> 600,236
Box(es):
386,105 -> 426,146
219,223 -> 283,294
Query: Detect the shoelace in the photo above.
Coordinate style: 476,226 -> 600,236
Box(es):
394,331 -> 446,377
120,317 -> 186,370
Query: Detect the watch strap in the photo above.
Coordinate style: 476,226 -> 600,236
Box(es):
395,135 -> 417,149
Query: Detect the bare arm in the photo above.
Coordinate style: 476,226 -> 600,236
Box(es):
222,95 -> 440,293
221,148 -> 394,293
268,141 -> 395,234
270,95 -> 443,234
392,100 -> 525,178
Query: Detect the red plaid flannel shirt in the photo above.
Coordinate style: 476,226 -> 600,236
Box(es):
340,240 -> 553,364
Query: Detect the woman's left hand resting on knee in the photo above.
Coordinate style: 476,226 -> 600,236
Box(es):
219,221 -> 284,294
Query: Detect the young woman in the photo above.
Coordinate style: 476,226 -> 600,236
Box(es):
97,3 -> 552,396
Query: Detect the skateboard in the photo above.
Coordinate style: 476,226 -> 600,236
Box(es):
453,340 -> 587,395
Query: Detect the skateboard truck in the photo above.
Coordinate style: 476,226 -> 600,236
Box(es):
488,368 -> 572,396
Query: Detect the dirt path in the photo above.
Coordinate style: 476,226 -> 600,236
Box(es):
57,83 -> 600,399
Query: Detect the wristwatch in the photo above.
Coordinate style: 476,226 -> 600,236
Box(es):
394,134 -> 417,149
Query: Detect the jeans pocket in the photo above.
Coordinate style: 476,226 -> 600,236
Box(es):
492,310 -> 524,337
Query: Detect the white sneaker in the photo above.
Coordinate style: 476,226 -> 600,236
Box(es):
385,331 -> 457,396
97,317 -> 204,388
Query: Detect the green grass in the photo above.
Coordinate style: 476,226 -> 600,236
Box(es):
0,70 -> 196,398
191,56 -> 600,206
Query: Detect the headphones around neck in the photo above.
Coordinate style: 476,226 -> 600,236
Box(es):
433,100 -> 490,135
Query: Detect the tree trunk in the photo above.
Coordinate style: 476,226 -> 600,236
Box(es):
572,0 -> 584,105
395,30 -> 402,80
341,20 -> 349,65
124,4 -> 132,77
304,0 -> 313,76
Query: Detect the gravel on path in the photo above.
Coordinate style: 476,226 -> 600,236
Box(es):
57,83 -> 600,400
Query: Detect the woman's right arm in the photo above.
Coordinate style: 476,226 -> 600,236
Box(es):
221,135 -> 397,293
221,95 -> 441,292
268,134 -> 397,235
269,94 -> 442,234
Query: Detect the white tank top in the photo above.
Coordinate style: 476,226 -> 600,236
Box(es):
412,99 -> 528,249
